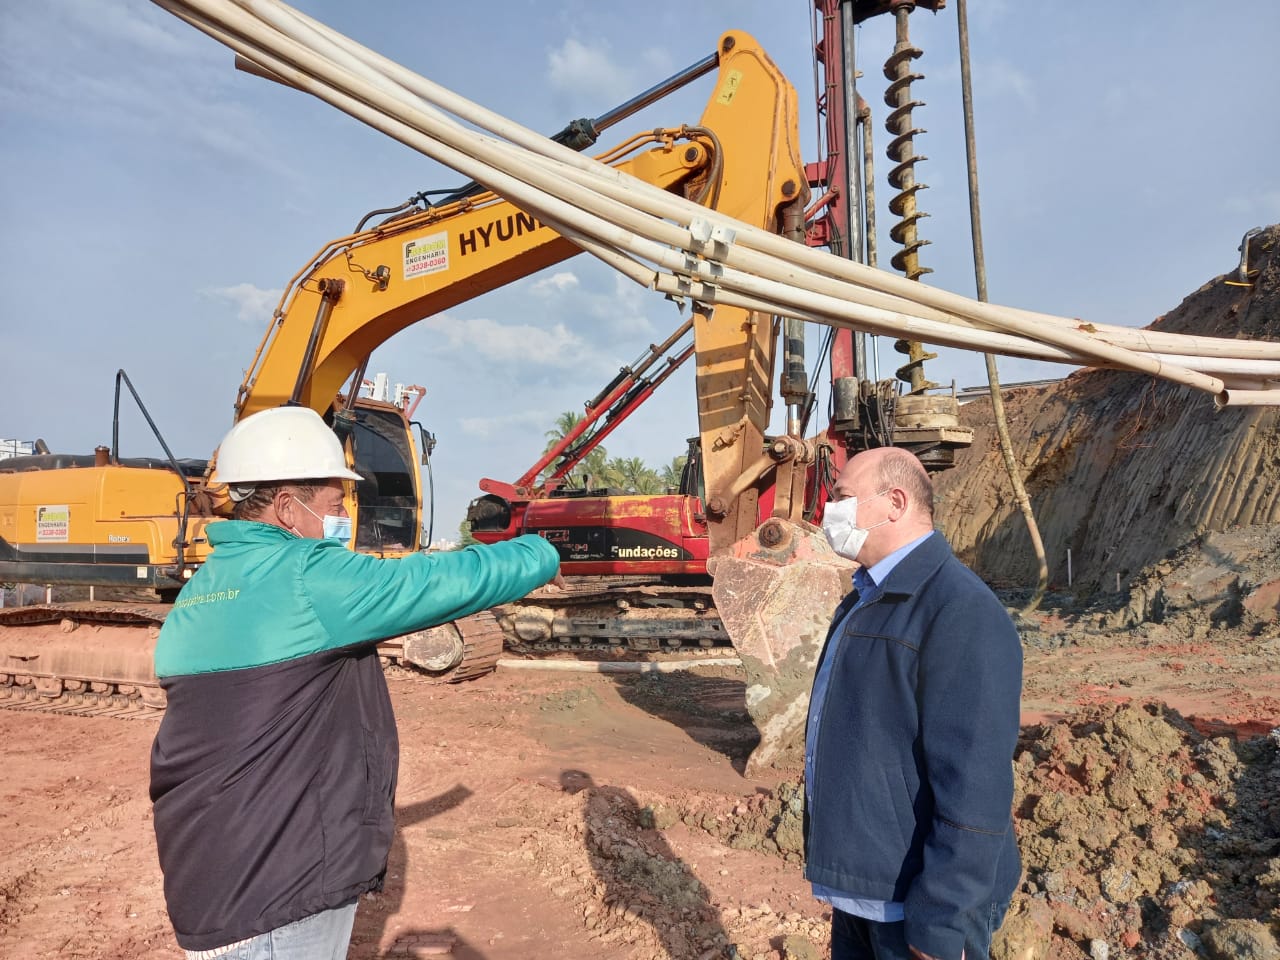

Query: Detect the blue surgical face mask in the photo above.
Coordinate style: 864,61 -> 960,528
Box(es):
296,498 -> 353,543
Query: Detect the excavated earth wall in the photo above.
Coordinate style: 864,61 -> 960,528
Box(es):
933,225 -> 1280,597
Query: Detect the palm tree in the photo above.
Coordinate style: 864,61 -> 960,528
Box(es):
536,411 -> 681,494
543,410 -> 584,453
577,448 -> 613,489
607,456 -> 664,494
660,455 -> 688,493
540,410 -> 608,489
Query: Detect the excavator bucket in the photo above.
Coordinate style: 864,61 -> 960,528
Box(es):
710,519 -> 853,778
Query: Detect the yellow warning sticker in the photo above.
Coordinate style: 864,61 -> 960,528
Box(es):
716,69 -> 743,105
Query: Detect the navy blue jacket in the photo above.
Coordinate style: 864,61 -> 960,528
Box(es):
804,532 -> 1022,959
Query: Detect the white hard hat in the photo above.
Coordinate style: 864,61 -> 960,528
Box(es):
211,407 -> 363,487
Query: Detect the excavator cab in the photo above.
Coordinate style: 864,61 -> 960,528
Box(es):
327,400 -> 424,557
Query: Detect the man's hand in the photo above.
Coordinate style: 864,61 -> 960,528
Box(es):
546,572 -> 568,591
909,948 -> 963,960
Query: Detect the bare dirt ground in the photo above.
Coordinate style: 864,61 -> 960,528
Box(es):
1,609 -> 1277,960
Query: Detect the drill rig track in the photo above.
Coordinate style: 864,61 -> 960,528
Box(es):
487,577 -> 730,656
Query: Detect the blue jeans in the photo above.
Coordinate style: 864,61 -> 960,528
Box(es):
831,901 -> 1010,960
188,901 -> 358,960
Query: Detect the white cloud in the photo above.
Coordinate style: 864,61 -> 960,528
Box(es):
605,276 -> 661,339
0,0 -> 293,181
61,0 -> 199,59
565,270 -> 665,341
419,313 -> 590,367
545,35 -> 672,109
458,408 -> 556,438
2,0 -> 202,67
0,1 -> 212,109
531,271 -> 580,295
524,266 -> 660,340
203,283 -> 283,324
547,38 -> 634,104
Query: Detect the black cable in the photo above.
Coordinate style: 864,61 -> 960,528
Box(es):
799,326 -> 834,435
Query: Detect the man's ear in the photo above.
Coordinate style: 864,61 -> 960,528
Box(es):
272,487 -> 297,527
889,486 -> 910,519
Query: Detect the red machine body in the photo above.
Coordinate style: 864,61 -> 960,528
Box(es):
470,491 -> 711,576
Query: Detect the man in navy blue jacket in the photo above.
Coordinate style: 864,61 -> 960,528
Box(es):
805,447 -> 1022,960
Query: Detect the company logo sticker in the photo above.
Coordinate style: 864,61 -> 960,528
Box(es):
404,232 -> 449,279
36,505 -> 69,542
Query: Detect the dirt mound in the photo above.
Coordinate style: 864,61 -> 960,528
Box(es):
999,702 -> 1280,959
933,225 -> 1280,598
667,701 -> 1280,960
646,779 -> 805,865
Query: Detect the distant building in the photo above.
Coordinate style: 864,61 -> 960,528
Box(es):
0,439 -> 36,460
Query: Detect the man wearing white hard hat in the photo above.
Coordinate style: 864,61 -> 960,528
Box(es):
149,407 -> 560,959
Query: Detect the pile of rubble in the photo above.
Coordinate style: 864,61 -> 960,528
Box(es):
661,702 -> 1278,960
998,702 -> 1279,959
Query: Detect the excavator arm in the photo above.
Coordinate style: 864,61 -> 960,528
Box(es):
237,138 -> 708,419
230,134 -> 717,558
236,30 -> 805,434
464,33 -> 810,558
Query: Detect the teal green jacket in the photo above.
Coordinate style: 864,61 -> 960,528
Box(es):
154,520 -> 559,676
150,520 -> 558,951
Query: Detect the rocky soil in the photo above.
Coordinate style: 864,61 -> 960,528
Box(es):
998,702 -> 1279,960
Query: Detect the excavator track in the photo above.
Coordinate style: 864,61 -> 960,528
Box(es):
379,610 -> 506,684
0,576 -> 744,720
0,602 -> 508,719
0,683 -> 161,720
0,603 -> 168,718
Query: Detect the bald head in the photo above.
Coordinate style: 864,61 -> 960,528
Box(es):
831,447 -> 935,566
868,448 -> 934,521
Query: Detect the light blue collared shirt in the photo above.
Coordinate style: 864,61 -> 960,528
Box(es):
806,531 -> 934,921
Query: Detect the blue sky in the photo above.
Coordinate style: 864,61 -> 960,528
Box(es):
3,1 -> 1278,539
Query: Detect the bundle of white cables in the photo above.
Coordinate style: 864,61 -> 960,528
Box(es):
154,0 -> 1280,407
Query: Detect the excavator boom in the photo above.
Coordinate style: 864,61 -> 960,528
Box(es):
237,138 -> 707,418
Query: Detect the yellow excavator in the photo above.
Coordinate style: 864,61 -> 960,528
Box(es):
0,33 -> 810,729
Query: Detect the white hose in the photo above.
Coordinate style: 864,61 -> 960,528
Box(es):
258,1 -> 1280,363
151,0 -> 1280,406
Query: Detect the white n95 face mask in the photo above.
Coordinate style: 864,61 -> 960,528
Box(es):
821,490 -> 889,562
